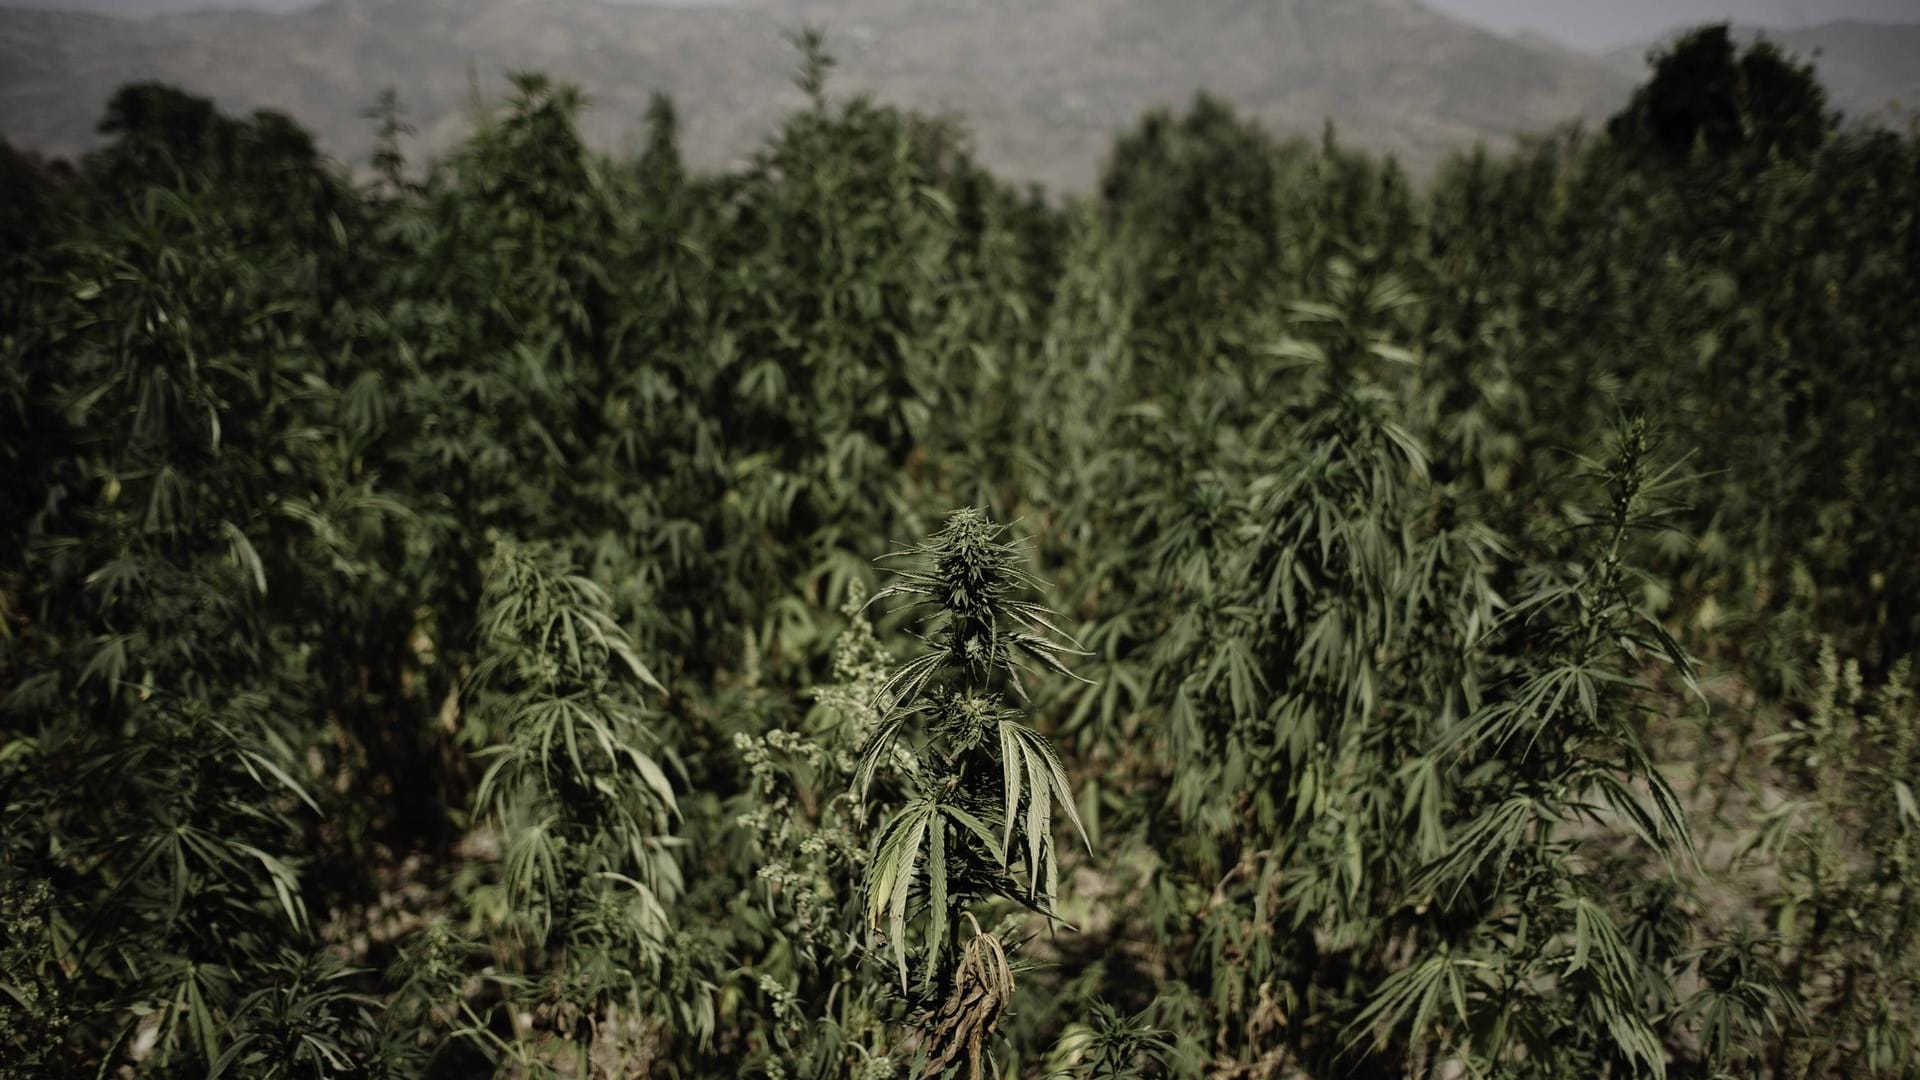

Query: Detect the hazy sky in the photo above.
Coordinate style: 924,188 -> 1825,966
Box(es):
18,0 -> 1920,53
1422,0 -> 1920,50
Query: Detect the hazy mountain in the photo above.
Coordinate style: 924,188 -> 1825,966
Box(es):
1741,21 -> 1920,126
6,0 -> 314,13
0,0 -> 1644,188
1603,20 -> 1920,127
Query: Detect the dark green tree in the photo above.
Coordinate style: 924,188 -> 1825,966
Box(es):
1608,24 -> 1834,163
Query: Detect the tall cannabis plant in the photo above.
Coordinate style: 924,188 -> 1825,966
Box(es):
1736,641 -> 1919,1077
0,102 -> 389,1074
854,508 -> 1090,1072
1122,257 -> 1501,1071
461,539 -> 706,1069
1355,419 -> 1699,1078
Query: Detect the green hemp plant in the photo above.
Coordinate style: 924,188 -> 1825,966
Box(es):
854,508 -> 1092,1077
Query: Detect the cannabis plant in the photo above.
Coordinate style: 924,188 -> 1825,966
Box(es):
719,581 -> 906,1078
1358,419 -> 1699,1078
460,539 -> 704,1070
1736,641 -> 1920,1076
855,508 -> 1090,1075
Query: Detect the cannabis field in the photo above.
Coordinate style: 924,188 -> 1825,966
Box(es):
2,24 -> 1917,1080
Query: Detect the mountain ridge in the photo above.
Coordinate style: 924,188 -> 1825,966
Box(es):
3,0 -> 1902,189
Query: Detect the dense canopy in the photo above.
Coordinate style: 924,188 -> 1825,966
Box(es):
2,25 -> 1916,1080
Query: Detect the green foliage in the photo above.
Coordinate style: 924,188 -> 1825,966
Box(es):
1733,642 -> 1920,1077
467,543 -> 674,928
1,26 -> 1916,1080
1608,24 -> 1833,164
855,508 -> 1087,1071
1359,420 -> 1701,1079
